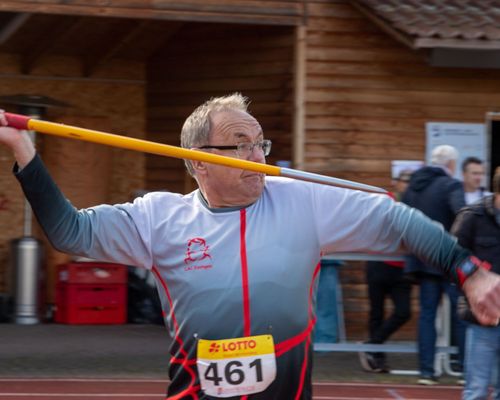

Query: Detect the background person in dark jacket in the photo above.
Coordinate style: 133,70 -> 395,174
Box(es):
402,144 -> 466,385
358,170 -> 413,373
452,167 -> 500,400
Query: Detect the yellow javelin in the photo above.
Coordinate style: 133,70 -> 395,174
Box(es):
4,112 -> 386,194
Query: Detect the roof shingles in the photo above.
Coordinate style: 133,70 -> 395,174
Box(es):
355,0 -> 500,46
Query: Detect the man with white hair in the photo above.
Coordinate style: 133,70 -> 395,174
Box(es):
402,144 -> 467,385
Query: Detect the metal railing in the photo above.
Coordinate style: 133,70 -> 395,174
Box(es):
314,253 -> 461,377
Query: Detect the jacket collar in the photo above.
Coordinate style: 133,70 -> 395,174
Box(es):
484,195 -> 500,226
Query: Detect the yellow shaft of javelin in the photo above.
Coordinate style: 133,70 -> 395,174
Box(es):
27,119 -> 282,176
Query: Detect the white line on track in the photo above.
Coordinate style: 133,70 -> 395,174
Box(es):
0,396 -> 332,399
0,378 -> 168,383
314,381 -> 461,389
386,388 -> 405,399
314,398 -> 455,400
0,378 -> 461,389
314,397 -> 401,400
0,394 -> 161,397
0,378 -> 461,400
313,396 -> 387,400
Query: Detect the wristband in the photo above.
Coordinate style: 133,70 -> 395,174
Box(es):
456,256 -> 491,287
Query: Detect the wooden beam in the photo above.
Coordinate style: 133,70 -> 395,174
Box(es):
79,19 -> 182,77
0,1 -> 304,26
148,22 -> 184,58
82,20 -> 149,77
20,16 -> 82,74
416,38 -> 500,50
350,1 -> 416,50
293,25 -> 306,170
82,20 -> 150,77
0,13 -> 31,45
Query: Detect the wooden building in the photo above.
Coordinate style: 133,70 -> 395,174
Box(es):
0,0 -> 499,339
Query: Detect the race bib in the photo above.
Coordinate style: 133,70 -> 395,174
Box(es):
197,334 -> 276,398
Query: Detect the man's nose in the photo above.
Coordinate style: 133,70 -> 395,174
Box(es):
248,144 -> 266,162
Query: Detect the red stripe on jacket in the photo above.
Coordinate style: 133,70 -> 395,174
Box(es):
240,209 -> 251,337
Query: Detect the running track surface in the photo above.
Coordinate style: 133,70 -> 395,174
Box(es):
0,378 -> 462,400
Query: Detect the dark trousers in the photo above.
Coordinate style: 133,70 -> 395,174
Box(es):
366,261 -> 412,356
417,274 -> 466,377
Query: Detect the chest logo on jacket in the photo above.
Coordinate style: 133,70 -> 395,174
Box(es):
184,237 -> 213,271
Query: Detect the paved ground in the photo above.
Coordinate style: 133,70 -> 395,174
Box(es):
0,323 -> 462,386
0,379 -> 464,400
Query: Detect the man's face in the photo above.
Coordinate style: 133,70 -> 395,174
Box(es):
394,179 -> 409,195
463,162 -> 485,192
194,110 -> 267,207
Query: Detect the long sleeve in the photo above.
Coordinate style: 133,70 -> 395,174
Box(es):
448,181 -> 466,215
397,203 -> 471,281
14,154 -> 152,268
15,154 -> 83,249
311,182 -> 471,284
451,209 -> 480,323
451,209 -> 476,250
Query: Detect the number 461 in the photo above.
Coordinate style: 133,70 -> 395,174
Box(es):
204,359 -> 263,386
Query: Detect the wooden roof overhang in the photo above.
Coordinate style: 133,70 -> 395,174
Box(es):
351,0 -> 500,69
0,1 -> 306,77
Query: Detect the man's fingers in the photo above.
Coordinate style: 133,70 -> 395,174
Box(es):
471,288 -> 500,326
473,308 -> 500,326
463,268 -> 500,326
0,110 -> 7,126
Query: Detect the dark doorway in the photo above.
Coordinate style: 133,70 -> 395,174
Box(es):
487,115 -> 500,189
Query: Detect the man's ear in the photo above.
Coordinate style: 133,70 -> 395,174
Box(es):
448,160 -> 457,175
192,160 -> 207,175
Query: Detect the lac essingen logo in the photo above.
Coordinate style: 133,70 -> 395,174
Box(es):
184,237 -> 213,271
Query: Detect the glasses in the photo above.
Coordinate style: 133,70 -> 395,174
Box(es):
197,139 -> 272,158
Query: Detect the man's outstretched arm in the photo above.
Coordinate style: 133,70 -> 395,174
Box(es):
394,199 -> 500,326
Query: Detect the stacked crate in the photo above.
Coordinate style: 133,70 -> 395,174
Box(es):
55,262 -> 127,324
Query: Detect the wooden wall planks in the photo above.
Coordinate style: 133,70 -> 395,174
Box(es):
145,23 -> 294,193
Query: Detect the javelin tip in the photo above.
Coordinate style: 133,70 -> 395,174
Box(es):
280,168 -> 387,194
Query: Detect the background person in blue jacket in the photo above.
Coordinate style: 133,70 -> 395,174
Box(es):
402,145 -> 467,385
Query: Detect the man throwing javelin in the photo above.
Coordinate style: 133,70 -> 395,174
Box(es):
1,93 -> 500,399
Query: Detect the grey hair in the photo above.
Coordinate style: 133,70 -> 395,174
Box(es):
430,145 -> 459,167
181,93 -> 250,176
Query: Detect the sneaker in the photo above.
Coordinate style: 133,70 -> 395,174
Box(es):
450,360 -> 464,374
372,352 -> 390,373
358,350 -> 382,372
377,360 -> 390,373
418,376 -> 438,385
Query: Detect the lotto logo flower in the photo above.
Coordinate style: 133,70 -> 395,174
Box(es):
209,343 -> 220,353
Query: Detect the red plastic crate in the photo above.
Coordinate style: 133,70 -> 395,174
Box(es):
57,262 -> 127,284
55,283 -> 127,325
55,303 -> 126,325
58,283 -> 126,306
